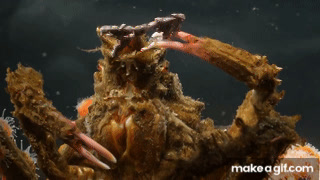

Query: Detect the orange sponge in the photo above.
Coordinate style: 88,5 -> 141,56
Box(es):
76,97 -> 93,117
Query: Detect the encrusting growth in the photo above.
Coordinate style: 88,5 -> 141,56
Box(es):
0,117 -> 37,180
2,13 -> 314,179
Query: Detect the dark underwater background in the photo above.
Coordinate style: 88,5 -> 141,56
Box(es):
0,0 -> 319,178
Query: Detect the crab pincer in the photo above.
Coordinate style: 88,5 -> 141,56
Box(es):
51,112 -> 117,170
69,131 -> 117,170
142,31 -> 210,61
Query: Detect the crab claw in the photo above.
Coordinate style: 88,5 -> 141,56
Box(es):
69,132 -> 116,170
141,31 -> 210,61
67,121 -> 117,170
55,112 -> 117,170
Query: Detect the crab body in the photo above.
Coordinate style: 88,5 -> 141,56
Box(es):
3,13 -> 303,180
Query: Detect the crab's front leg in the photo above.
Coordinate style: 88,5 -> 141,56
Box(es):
51,112 -> 117,170
5,65 -> 117,178
145,31 -> 282,91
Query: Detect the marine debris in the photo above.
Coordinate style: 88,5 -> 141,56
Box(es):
2,13 -> 314,179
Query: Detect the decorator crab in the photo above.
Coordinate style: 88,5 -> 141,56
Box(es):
3,13 -> 316,180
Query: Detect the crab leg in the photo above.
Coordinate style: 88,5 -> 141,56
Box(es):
75,132 -> 117,164
6,63 -> 118,178
147,31 -> 282,90
71,135 -> 112,170
54,113 -> 117,169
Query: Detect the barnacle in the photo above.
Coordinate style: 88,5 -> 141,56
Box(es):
2,14 -> 316,179
76,97 -> 94,118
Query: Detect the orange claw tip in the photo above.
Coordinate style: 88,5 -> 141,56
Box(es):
76,97 -> 93,117
176,31 -> 198,43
